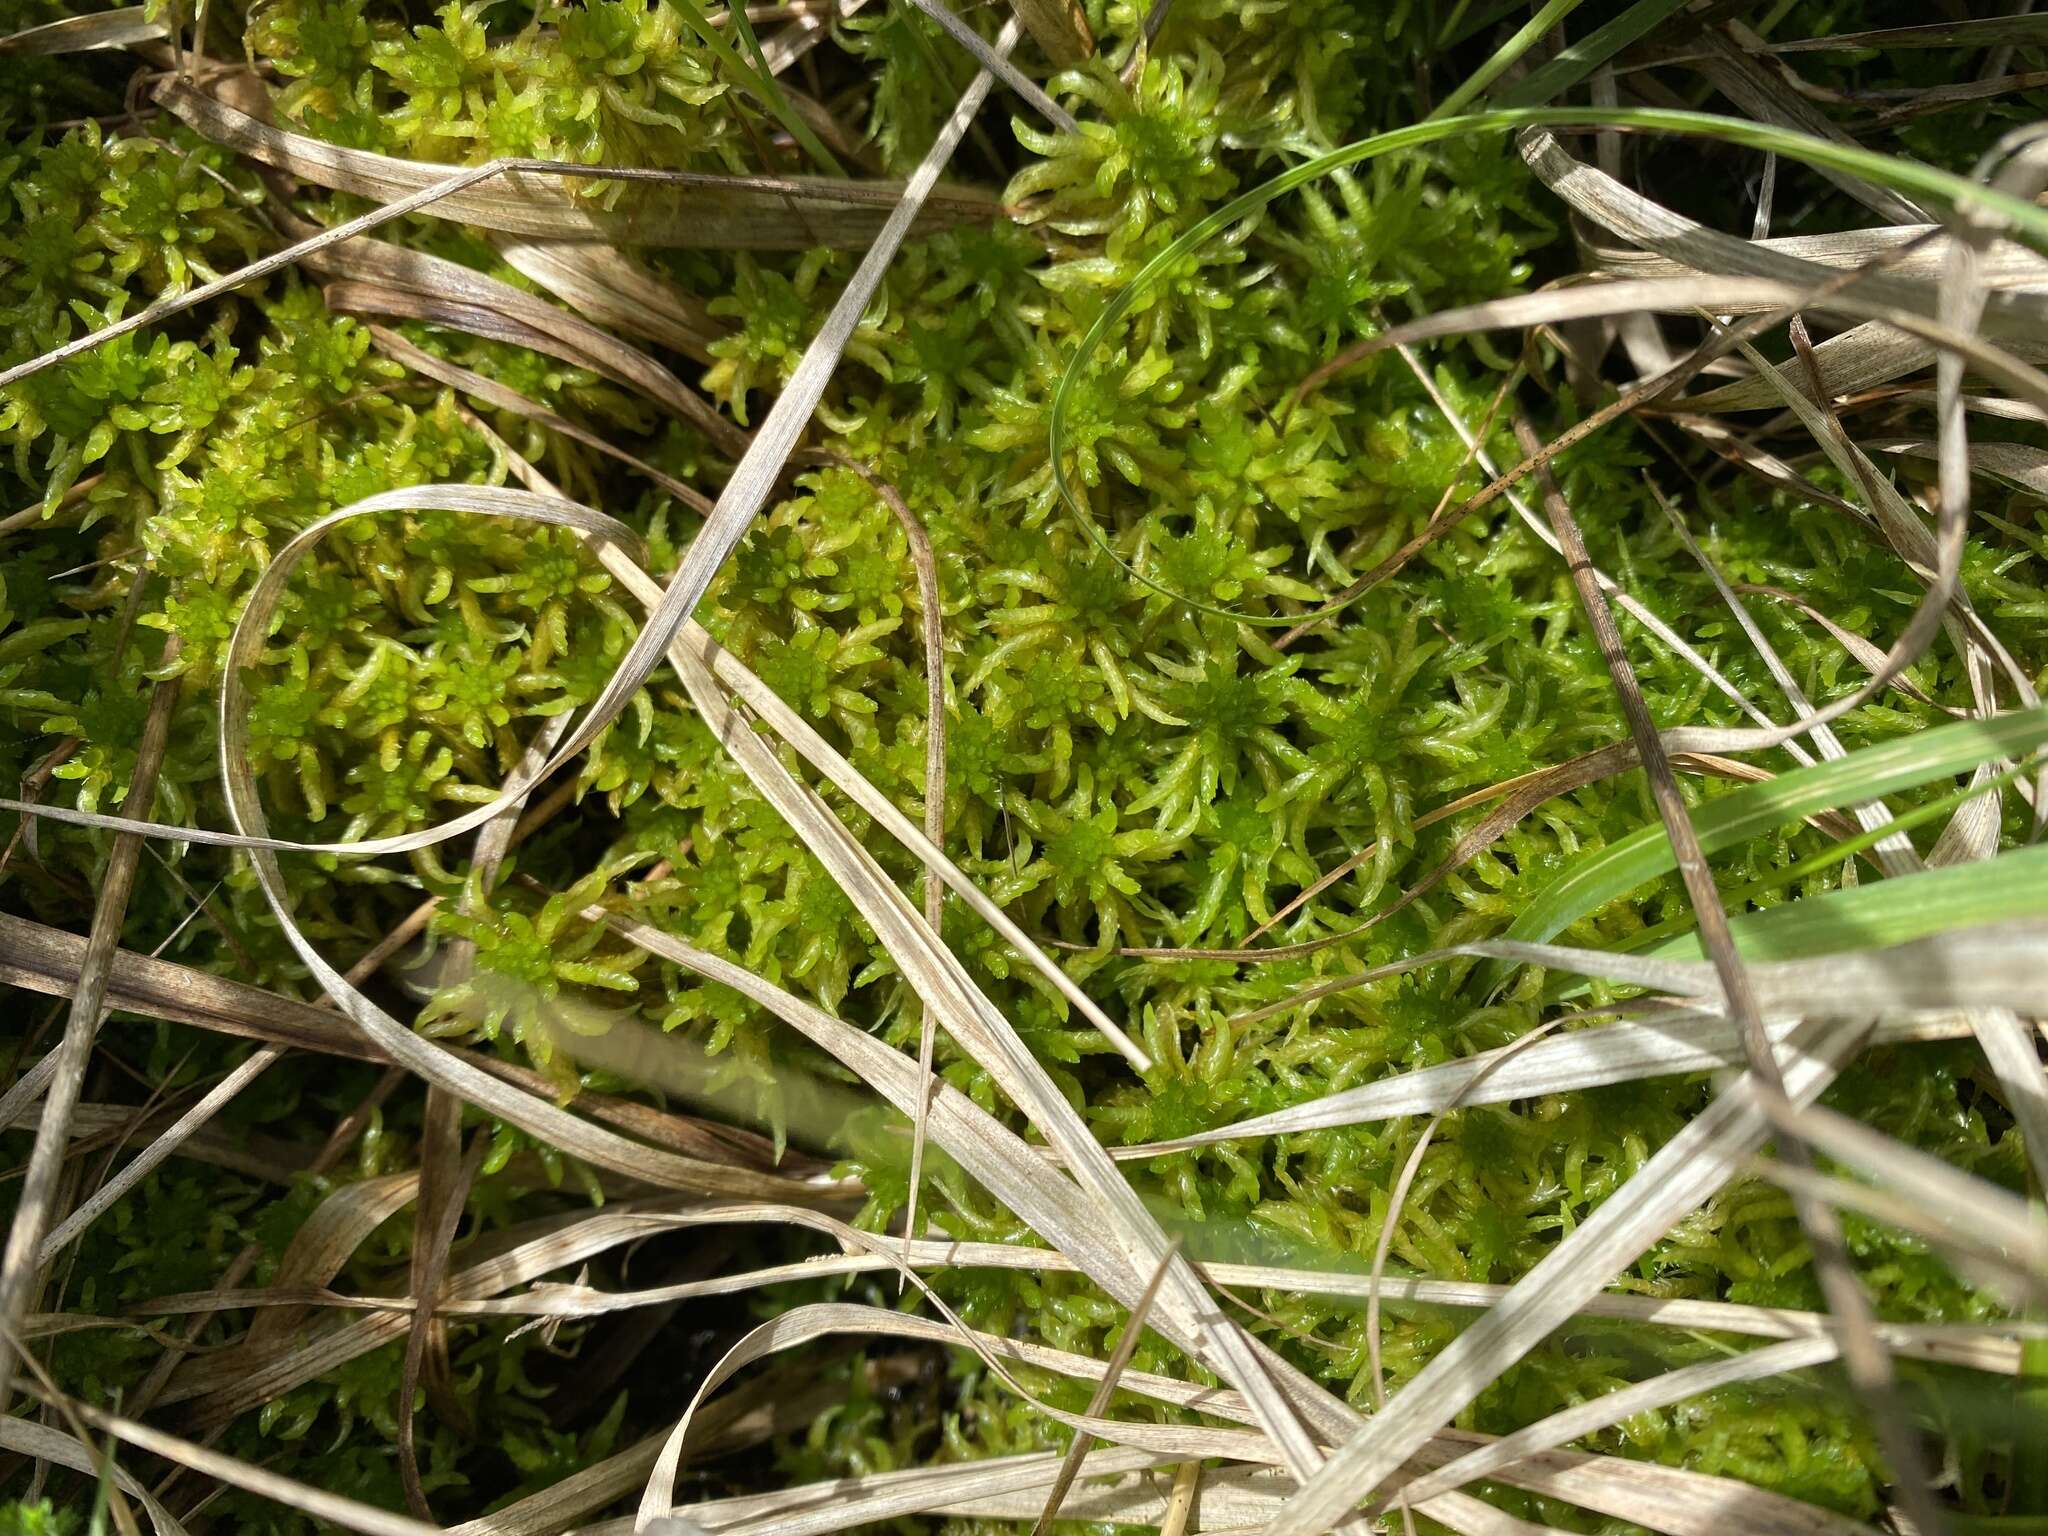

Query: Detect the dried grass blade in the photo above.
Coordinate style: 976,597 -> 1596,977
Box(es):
151,1207 -> 2027,1370
400,1102 -> 485,1519
0,8 -> 166,54
923,1449 -> 1868,1536
1778,1103 -> 2048,1280
1160,1459 -> 1201,1536
1683,26 -> 1927,223
492,238 -> 730,365
758,0 -> 868,74
1766,16 -> 2048,51
906,0 -> 1078,131
1652,488 -> 1921,874
805,461 -> 956,1279
685,619 -> 1150,1068
0,1415 -> 189,1536
379,330 -> 715,516
0,659 -> 179,1411
1515,127 -> 2047,334
36,1044 -> 283,1267
298,226 -> 747,456
1257,1016 -> 1870,1536
1110,1006 -> 1975,1160
1520,416 -> 1783,1129
155,78 -> 995,250
19,1386 -> 442,1536
1730,582 -> 1953,711
0,912 -> 814,1177
1391,1338 -> 1844,1511
125,1066 -> 404,1419
1873,436 -> 2048,497
642,1449 -> 1173,1536
1678,320 -> 2048,412
1033,1238 -> 1182,1536
1005,0 -> 1093,67
173,1201 -> 744,1421
635,1301 -> 1263,1533
0,1051 -> 60,1136
244,1172 -> 422,1355
1759,1161 -> 2048,1309
1589,223 -> 2048,291
442,1358 -> 890,1536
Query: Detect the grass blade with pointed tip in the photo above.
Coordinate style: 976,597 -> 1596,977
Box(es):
1479,704 -> 2048,992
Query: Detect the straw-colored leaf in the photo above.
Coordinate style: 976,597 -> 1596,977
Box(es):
155,77 -> 997,250
0,8 -> 167,55
492,238 -> 731,365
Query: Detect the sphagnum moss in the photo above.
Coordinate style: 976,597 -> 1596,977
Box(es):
2,0 -> 2045,1530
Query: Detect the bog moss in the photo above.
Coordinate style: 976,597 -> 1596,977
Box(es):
2,1 -> 2044,1529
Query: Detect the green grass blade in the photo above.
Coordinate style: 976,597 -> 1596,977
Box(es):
1634,842 -> 2048,965
1495,0 -> 1691,109
1477,704 -> 2048,992
671,0 -> 849,176
1432,0 -> 1586,119
1617,761 -> 2032,953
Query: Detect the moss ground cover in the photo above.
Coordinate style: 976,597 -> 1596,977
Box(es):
2,1 -> 2046,1531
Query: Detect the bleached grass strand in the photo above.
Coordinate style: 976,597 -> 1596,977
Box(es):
0,1415 -> 191,1536
1389,1337 -> 1845,1511
37,1044 -> 282,1267
36,1395 -> 441,1536
137,1203 -> 2032,1373
1258,1017 -> 1871,1536
905,0 -> 1078,132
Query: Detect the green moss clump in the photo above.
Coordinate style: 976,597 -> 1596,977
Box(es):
4,0 -> 2047,1529
0,1500 -> 78,1536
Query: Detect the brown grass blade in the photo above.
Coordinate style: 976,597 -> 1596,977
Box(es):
1684,24 -> 1927,224
157,76 -> 997,249
492,238 -> 730,365
1524,421 -> 1941,1536
295,223 -> 748,457
36,1044 -> 283,1267
0,1412 -> 189,1536
1005,0 -> 1093,67
0,913 -> 808,1177
380,331 -> 715,516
